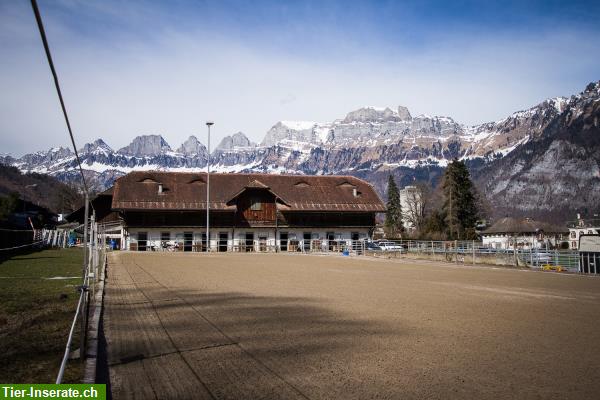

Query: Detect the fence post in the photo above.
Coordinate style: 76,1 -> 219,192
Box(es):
473,240 -> 475,265
530,246 -> 533,267
513,236 -> 517,266
93,221 -> 98,282
80,193 -> 89,357
455,240 -> 458,264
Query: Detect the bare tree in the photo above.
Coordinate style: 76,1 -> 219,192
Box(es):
403,183 -> 429,232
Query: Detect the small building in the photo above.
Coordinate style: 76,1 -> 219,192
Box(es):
107,171 -> 385,252
482,217 -> 568,250
567,214 -> 600,250
579,234 -> 600,274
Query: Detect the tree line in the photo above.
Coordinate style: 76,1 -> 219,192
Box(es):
384,159 -> 483,240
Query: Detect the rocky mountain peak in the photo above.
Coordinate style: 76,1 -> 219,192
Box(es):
118,135 -> 172,157
584,80 -> 600,94
177,136 -> 207,156
261,122 -> 317,147
342,106 -> 403,123
215,132 -> 255,151
79,139 -> 113,155
397,106 -> 412,121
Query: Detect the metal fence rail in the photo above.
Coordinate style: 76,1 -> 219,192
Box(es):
55,217 -> 106,383
125,236 -> 587,273
363,239 -> 581,272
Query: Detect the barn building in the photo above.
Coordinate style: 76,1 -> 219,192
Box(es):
86,171 -> 385,252
482,217 -> 568,250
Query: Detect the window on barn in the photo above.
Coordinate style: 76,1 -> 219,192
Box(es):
250,197 -> 262,211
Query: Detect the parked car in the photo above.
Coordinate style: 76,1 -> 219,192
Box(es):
366,242 -> 382,251
377,241 -> 404,252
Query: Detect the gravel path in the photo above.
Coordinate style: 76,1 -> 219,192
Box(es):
104,252 -> 600,399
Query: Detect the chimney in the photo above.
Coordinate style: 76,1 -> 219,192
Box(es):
158,183 -> 163,194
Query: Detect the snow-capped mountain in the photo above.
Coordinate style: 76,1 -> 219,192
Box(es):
79,139 -> 113,155
177,136 -> 208,157
473,81 -> 600,220
260,106 -> 465,151
216,132 -> 256,151
3,81 -> 599,219
117,134 -> 172,156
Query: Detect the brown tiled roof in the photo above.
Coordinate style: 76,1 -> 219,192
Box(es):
99,187 -> 113,196
111,171 -> 386,212
483,217 -> 568,234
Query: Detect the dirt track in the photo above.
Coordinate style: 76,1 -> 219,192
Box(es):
103,252 -> 600,399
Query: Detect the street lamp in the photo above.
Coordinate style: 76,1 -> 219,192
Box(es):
206,121 -> 214,252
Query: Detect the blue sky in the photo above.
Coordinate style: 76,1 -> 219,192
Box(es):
1,0 -> 599,155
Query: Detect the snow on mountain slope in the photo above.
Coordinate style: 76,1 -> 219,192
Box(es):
3,81 -> 598,221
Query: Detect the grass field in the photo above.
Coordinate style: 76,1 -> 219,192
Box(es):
0,248 -> 85,383
104,252 -> 600,399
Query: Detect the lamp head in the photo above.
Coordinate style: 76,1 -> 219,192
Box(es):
206,121 -> 214,126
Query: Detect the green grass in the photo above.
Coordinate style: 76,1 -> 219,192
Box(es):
0,248 -> 86,383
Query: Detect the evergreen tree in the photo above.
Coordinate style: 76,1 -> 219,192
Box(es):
442,160 -> 479,240
384,175 -> 404,237
0,192 -> 19,221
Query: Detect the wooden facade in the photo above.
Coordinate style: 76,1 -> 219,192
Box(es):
235,189 -> 277,225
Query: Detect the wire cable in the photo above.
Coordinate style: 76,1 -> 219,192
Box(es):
0,240 -> 46,251
30,0 -> 91,201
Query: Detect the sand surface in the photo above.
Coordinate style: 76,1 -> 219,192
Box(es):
103,252 -> 600,399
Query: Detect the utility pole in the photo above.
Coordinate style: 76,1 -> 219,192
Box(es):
206,121 -> 214,252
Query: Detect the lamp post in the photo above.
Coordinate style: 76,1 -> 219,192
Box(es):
206,121 -> 214,252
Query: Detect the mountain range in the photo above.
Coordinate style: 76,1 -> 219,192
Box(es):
2,81 -> 599,223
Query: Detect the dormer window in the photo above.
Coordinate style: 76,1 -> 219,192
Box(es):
250,197 -> 262,211
337,181 -> 355,188
139,177 -> 157,183
188,177 -> 205,184
295,181 -> 310,187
